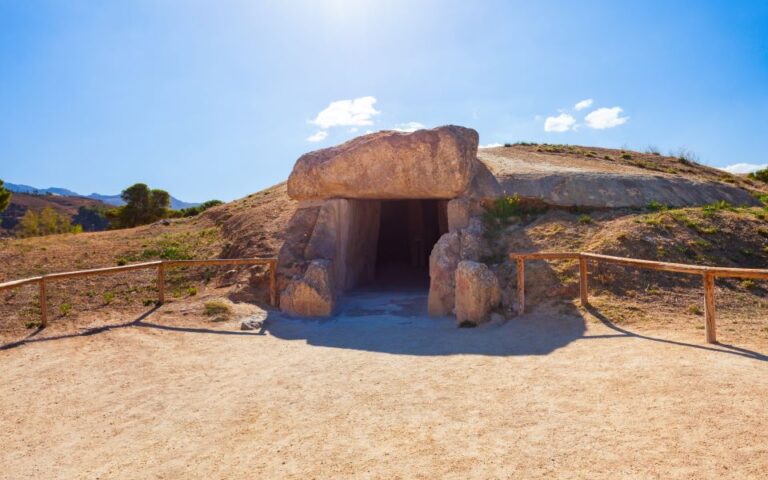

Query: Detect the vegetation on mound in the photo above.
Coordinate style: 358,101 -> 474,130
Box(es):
204,300 -> 231,317
116,228 -> 220,264
17,206 -> 83,237
749,167 -> 768,183
0,179 -> 11,213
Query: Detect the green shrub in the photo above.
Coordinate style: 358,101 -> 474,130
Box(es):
646,200 -> 668,212
16,206 -> 79,238
702,200 -> 735,217
740,279 -> 757,290
748,168 -> 768,183
578,214 -> 592,224
25,320 -> 41,329
688,305 -> 703,316
204,300 -> 231,317
103,292 -> 115,305
177,200 -> 224,217
620,153 -> 632,160
188,286 -> 198,296
59,303 -> 72,316
486,194 -> 522,220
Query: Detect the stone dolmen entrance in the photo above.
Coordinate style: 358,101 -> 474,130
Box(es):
277,125 -> 497,321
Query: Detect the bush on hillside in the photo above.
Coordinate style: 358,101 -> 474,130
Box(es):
72,205 -> 111,231
748,168 -> 768,183
175,200 -> 224,217
16,206 -> 82,238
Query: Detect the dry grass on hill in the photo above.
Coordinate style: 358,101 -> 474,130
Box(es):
0,182 -> 296,344
485,143 -> 766,194
484,202 -> 768,345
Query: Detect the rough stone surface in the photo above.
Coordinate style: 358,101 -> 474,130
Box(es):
287,125 -> 479,200
455,261 -> 501,326
447,197 -> 471,232
240,316 -> 264,331
476,151 -> 760,208
427,232 -> 461,316
276,205 -> 321,291
459,218 -> 483,262
280,259 -> 336,317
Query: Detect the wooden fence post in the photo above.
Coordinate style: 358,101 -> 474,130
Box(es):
516,257 -> 525,315
579,256 -> 589,307
39,277 -> 48,328
703,271 -> 716,344
157,263 -> 165,305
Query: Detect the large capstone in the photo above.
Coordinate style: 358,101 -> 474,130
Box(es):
287,125 -> 479,200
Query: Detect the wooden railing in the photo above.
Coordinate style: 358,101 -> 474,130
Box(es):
510,252 -> 768,344
0,258 -> 278,328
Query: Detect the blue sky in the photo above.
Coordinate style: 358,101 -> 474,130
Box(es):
1,0 -> 767,202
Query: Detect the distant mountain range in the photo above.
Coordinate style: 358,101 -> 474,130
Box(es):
4,182 -> 199,210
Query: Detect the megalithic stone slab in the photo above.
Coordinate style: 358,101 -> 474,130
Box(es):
287,125 -> 479,200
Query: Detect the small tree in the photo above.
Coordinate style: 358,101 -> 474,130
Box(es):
18,210 -> 40,237
109,183 -> 172,228
73,205 -> 110,231
0,179 -> 11,213
17,207 -> 79,237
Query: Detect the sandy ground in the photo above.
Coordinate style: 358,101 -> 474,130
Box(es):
1,290 -> 767,479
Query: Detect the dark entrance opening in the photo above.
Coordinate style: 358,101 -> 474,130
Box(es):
374,199 -> 448,289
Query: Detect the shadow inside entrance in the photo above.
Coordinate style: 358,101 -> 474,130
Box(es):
265,290 -> 586,356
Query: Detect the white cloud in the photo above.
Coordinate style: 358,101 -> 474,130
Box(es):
574,98 -> 593,111
479,143 -> 503,149
719,163 -> 767,174
311,96 -> 380,129
584,107 -> 628,129
392,121 -> 425,133
544,113 -> 576,132
306,130 -> 328,142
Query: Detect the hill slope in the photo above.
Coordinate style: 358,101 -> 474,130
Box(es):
0,144 -> 765,345
0,192 -> 108,233
4,182 -> 199,210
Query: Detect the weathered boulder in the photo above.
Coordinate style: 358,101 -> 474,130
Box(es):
455,261 -> 501,326
447,197 -> 471,232
459,218 -> 483,262
287,125 -> 479,200
276,204 -> 322,291
428,232 -> 461,316
280,259 -> 336,317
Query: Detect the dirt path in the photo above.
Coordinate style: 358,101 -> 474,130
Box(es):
1,292 -> 767,479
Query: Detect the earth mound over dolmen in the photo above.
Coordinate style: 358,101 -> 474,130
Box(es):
276,124 -> 756,325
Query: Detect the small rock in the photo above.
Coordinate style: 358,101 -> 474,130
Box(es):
240,317 -> 264,331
